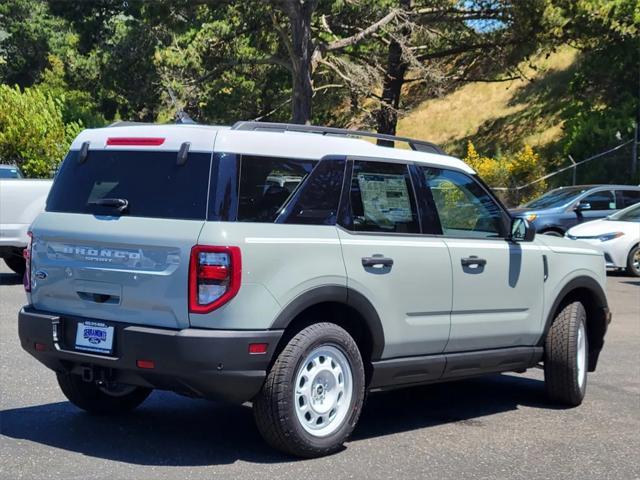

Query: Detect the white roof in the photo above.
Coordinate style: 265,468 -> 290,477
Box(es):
70,124 -> 474,174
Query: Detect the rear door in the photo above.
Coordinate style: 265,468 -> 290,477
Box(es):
338,159 -> 452,359
615,189 -> 640,209
419,166 -> 544,351
29,142 -> 214,329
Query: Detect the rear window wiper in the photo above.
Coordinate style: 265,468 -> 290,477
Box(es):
87,198 -> 129,213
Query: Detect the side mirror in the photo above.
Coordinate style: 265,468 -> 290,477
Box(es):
574,201 -> 591,212
510,217 -> 535,242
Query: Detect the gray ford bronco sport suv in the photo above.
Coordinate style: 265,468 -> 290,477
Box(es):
19,122 -> 611,458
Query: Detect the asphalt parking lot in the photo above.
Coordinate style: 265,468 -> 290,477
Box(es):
1,264 -> 638,480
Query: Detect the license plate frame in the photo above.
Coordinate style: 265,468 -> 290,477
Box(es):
74,321 -> 115,355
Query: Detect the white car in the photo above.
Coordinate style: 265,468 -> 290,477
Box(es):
0,175 -> 53,274
567,202 -> 640,276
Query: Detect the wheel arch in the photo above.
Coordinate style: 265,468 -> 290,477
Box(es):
270,285 -> 385,380
540,275 -> 610,371
538,227 -> 565,236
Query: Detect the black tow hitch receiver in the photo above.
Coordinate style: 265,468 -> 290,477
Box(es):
80,365 -> 114,384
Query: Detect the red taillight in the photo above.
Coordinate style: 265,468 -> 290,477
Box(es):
106,137 -> 165,146
189,245 -> 241,314
23,231 -> 33,292
34,342 -> 47,352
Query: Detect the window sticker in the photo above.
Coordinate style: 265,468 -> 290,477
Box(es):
357,173 -> 413,223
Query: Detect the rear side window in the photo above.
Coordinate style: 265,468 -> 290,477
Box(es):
346,161 -> 420,233
47,150 -> 212,220
616,189 -> 640,208
237,156 -> 316,222
276,158 -> 345,225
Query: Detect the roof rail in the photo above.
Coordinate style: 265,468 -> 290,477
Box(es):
231,121 -> 445,155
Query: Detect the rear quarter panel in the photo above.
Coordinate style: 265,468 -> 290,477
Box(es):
192,223 -> 346,329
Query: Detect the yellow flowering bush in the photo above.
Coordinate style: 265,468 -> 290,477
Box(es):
463,141 -> 547,206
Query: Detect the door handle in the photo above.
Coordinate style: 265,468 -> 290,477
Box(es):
461,256 -> 487,267
362,255 -> 394,268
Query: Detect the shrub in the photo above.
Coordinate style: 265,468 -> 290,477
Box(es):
464,141 -> 547,207
0,84 -> 82,177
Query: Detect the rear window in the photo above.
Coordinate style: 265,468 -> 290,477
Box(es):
47,150 -> 212,220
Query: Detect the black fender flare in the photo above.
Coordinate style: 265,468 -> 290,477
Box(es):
270,285 -> 385,361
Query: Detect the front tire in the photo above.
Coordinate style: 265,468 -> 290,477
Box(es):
544,301 -> 588,406
626,244 -> 640,277
253,323 -> 365,458
57,373 -> 151,414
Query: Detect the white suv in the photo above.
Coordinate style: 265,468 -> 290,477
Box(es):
19,122 -> 611,457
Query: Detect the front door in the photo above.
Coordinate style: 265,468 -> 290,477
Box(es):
419,166 -> 544,352
338,159 -> 452,359
574,189 -> 617,225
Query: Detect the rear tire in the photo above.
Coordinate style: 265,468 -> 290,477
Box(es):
626,244 -> 640,277
541,230 -> 563,237
544,301 -> 588,406
57,373 -> 151,414
4,256 -> 25,276
253,323 -> 365,458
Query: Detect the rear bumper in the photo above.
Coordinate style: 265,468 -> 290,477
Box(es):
18,307 -> 283,403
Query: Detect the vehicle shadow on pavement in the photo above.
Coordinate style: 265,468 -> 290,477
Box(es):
0,272 -> 22,286
354,373 -> 557,441
0,373 -> 560,465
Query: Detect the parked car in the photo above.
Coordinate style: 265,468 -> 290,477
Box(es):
567,202 -> 640,276
0,164 -> 24,178
0,176 -> 53,275
511,185 -> 640,236
19,122 -> 611,458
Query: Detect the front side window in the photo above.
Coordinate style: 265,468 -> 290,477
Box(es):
582,190 -> 615,210
346,161 -> 420,233
422,167 -> 505,238
237,156 -> 316,222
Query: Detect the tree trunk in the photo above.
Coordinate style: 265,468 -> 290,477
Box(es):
280,0 -> 317,124
376,0 -> 410,144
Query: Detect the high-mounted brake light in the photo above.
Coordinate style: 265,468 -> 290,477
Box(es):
23,231 -> 33,293
106,137 -> 166,146
189,245 -> 241,314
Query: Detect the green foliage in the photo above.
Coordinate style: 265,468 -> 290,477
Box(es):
0,0 -> 636,186
0,84 -> 82,178
554,0 -> 639,183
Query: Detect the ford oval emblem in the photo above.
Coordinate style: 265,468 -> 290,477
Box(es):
34,270 -> 48,280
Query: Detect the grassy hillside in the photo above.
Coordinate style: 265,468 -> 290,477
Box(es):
397,48 -> 579,162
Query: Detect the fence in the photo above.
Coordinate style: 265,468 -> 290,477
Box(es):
492,139 -> 638,207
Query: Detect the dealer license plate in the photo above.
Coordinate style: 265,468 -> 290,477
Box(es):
75,321 -> 114,354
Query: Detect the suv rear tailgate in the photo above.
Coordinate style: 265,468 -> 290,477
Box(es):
29,213 -> 203,329
29,142 -> 215,329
